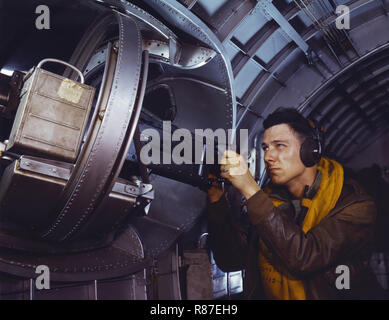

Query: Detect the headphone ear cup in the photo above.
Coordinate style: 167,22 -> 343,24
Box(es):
300,138 -> 321,167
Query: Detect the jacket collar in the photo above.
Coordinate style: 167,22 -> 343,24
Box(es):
267,170 -> 322,202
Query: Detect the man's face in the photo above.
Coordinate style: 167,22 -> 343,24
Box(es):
262,123 -> 306,186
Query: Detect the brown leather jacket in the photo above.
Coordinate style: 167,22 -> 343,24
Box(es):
207,178 -> 386,299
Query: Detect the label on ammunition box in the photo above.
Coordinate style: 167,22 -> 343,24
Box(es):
57,79 -> 83,104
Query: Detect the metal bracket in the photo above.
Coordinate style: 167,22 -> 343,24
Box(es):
255,0 -> 309,55
112,180 -> 154,202
177,44 -> 217,69
143,39 -> 170,62
95,0 -> 216,69
19,156 -> 73,180
109,178 -> 154,216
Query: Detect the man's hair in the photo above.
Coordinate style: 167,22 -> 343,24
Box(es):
263,107 -> 314,143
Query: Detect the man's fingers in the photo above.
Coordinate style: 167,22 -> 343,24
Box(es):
224,149 -> 238,157
220,164 -> 231,173
220,150 -> 240,165
221,162 -> 249,177
229,164 -> 248,176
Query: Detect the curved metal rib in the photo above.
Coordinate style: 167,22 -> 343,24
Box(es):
42,11 -> 143,241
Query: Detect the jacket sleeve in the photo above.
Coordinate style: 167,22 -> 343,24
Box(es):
207,194 -> 249,272
246,189 -> 377,276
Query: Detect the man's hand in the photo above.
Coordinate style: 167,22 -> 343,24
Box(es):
207,174 -> 224,203
220,150 -> 261,200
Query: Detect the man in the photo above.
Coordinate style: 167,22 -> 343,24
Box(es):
207,108 -> 384,299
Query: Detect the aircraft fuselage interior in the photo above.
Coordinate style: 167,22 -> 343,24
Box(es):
0,0 -> 388,300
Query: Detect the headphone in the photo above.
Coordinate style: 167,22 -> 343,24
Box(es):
299,120 -> 324,167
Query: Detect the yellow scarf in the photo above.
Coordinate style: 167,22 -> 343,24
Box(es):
258,157 -> 344,300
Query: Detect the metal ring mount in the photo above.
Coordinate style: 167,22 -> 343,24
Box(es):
41,10 -> 144,242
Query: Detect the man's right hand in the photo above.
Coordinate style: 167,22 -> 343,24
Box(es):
207,174 -> 224,203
